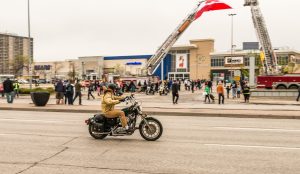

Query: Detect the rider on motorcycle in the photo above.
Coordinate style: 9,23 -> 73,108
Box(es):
101,84 -> 129,131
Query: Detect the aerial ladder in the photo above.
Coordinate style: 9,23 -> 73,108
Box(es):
244,0 -> 278,75
147,1 -> 206,76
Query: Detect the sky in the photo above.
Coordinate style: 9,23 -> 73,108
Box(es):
0,0 -> 299,61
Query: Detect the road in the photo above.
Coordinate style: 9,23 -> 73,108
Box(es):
0,111 -> 300,174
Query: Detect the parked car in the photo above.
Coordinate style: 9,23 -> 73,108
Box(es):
18,79 -> 29,84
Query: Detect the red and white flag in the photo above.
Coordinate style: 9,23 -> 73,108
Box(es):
194,0 -> 232,20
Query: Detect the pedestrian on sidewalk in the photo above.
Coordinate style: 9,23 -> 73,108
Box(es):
65,81 -> 74,105
296,85 -> 300,102
191,80 -> 195,93
73,80 -> 82,105
231,81 -> 237,99
13,80 -> 20,98
243,84 -> 251,103
226,85 -> 231,99
3,78 -> 14,103
171,80 -> 179,104
217,82 -> 225,104
237,83 -> 241,98
87,84 -> 95,100
208,80 -> 213,93
55,80 -> 65,105
204,84 -> 211,103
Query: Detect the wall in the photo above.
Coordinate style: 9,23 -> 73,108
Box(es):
189,39 -> 214,80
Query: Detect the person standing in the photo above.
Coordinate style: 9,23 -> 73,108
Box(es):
191,80 -> 195,93
237,84 -> 241,98
231,81 -> 237,99
296,85 -> 300,102
13,80 -> 20,98
73,80 -> 82,105
55,80 -> 65,105
217,82 -> 225,104
65,81 -> 74,105
3,78 -> 14,103
204,84 -> 211,103
87,84 -> 95,100
171,80 -> 179,104
243,84 -> 251,103
226,85 -> 231,99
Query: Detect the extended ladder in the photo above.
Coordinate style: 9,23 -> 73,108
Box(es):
244,0 -> 278,75
147,1 -> 205,76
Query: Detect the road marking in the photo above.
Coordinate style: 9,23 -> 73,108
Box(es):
214,127 -> 300,133
204,143 -> 300,150
0,118 -> 66,123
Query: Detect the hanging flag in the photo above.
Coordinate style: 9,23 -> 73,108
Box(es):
194,0 -> 232,20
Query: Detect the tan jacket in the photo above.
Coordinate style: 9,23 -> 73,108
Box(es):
101,89 -> 124,113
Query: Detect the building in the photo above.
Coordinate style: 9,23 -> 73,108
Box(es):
0,33 -> 33,76
210,45 -> 300,82
31,39 -> 300,82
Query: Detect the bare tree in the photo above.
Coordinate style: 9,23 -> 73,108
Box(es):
10,55 -> 30,78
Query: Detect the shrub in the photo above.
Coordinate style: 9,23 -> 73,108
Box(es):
19,87 -> 55,94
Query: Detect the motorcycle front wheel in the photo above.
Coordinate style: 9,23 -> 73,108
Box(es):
139,117 -> 163,141
89,124 -> 108,139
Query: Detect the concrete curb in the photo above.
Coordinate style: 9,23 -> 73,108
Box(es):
1,107 -> 299,120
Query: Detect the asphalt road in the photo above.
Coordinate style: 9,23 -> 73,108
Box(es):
0,111 -> 300,174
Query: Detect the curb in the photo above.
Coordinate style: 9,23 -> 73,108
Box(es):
1,107 -> 299,120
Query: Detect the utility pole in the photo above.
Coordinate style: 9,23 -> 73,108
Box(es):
28,0 -> 32,89
229,13 -> 236,82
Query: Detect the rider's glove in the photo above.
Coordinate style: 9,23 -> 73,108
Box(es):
119,97 -> 127,102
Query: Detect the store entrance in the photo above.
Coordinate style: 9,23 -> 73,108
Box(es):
168,72 -> 190,81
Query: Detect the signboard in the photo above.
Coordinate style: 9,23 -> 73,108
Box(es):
126,62 -> 142,65
176,54 -> 188,69
34,65 -> 51,71
225,57 -> 244,65
234,76 -> 241,81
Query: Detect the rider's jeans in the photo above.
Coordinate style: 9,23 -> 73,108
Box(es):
105,110 -> 127,128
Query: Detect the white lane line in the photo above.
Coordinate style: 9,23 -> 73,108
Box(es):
214,127 -> 300,133
0,118 -> 65,123
204,143 -> 300,150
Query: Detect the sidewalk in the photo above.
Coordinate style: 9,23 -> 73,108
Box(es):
0,90 -> 299,119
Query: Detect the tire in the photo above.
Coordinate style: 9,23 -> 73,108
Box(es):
88,124 -> 108,139
159,91 -> 162,95
276,85 -> 287,89
139,117 -> 163,141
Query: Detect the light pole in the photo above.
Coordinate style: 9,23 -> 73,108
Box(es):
228,13 -> 236,82
28,0 -> 32,89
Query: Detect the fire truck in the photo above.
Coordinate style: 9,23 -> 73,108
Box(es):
245,0 -> 300,89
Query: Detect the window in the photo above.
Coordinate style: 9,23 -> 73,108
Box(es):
277,56 -> 288,65
211,57 -> 224,67
244,57 -> 250,66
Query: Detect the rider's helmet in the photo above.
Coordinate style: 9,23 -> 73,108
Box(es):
107,83 -> 117,91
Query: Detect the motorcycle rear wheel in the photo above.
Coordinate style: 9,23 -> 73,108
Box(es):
139,117 -> 163,141
89,124 -> 108,139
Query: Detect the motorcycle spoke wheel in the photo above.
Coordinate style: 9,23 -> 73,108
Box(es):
139,117 -> 163,141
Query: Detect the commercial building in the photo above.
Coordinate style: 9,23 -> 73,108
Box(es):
0,33 -> 33,76
210,45 -> 300,82
31,39 -> 300,82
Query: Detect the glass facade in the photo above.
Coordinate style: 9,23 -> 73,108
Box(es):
211,57 -> 224,67
277,56 -> 289,65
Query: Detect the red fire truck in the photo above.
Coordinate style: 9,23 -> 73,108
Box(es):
257,75 -> 300,89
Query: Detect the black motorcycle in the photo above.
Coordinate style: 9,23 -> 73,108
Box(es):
85,95 -> 163,141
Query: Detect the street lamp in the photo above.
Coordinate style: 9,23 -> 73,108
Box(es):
229,13 -> 236,82
28,0 -> 32,89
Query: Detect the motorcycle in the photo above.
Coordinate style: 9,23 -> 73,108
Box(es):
85,95 -> 163,141
159,85 -> 169,95
145,84 -> 155,95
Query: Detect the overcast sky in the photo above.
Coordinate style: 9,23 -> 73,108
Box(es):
0,0 -> 299,61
